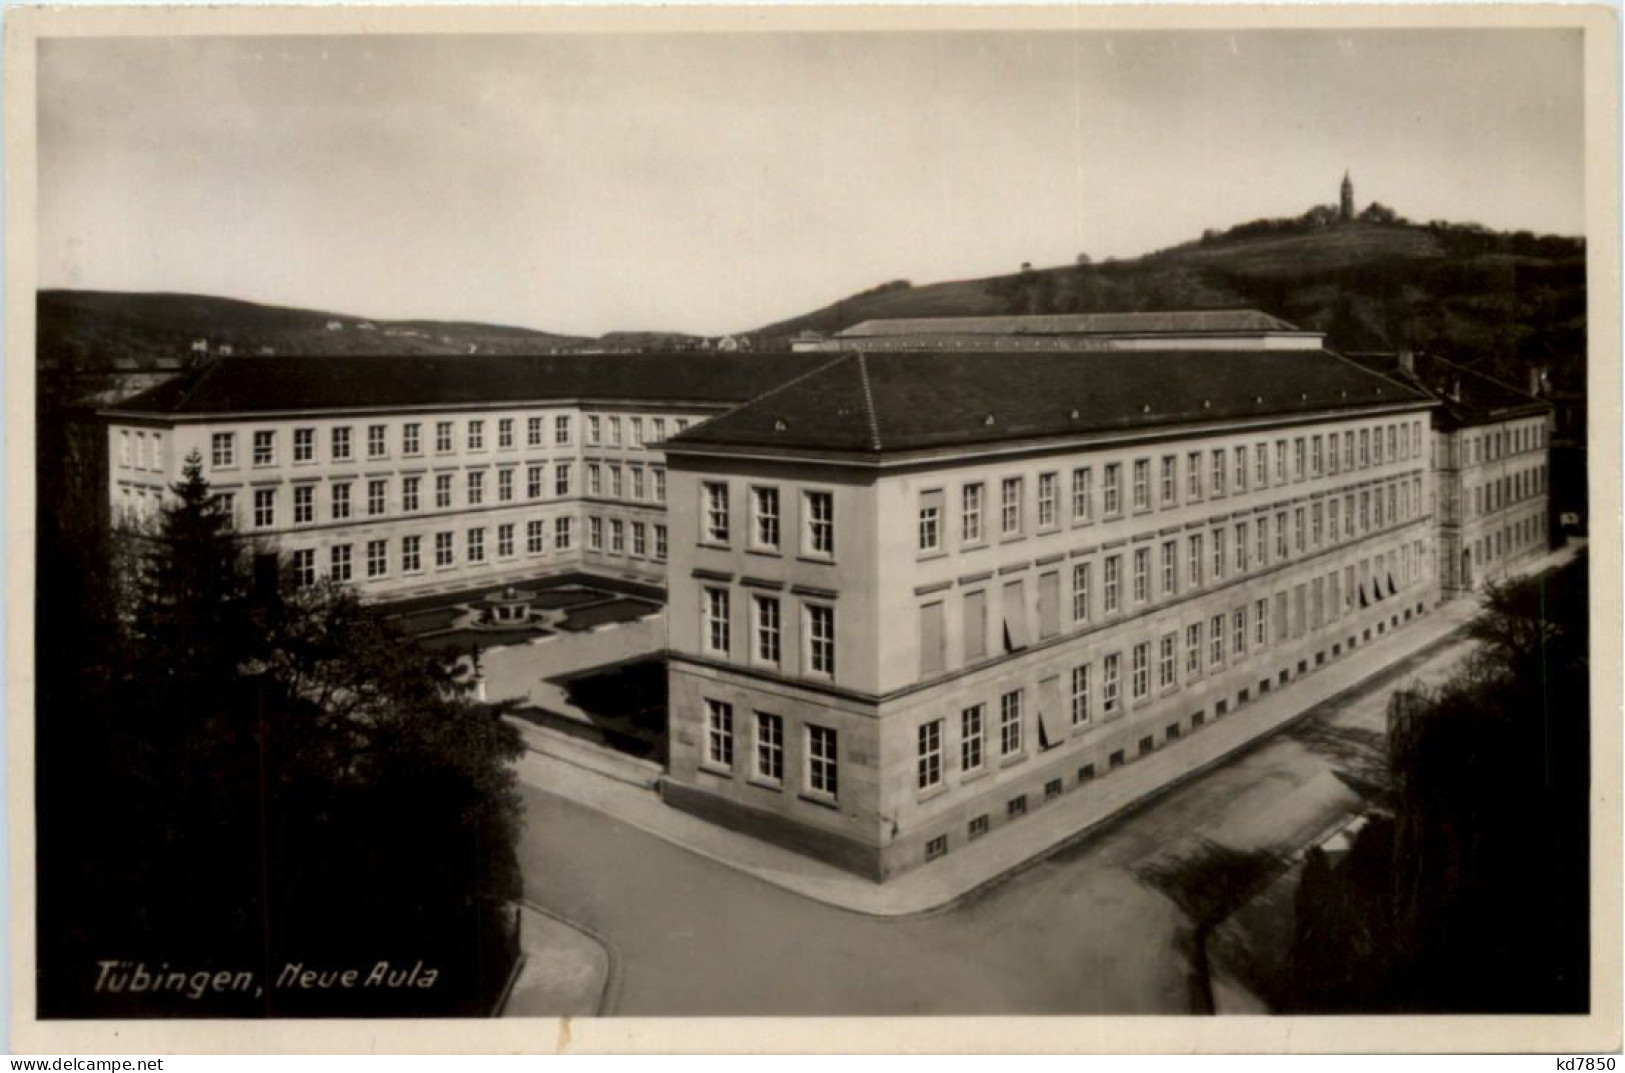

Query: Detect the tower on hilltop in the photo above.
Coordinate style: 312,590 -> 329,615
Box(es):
1340,170 -> 1355,222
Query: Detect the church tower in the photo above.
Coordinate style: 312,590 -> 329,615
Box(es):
1340,170 -> 1355,222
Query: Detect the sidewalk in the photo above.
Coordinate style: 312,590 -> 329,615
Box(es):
513,542 -> 1582,918
498,904 -> 613,1017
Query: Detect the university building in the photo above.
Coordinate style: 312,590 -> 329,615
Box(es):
661,347 -> 1441,879
96,311 -> 1553,883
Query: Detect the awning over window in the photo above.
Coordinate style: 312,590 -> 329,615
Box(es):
1037,675 -> 1067,750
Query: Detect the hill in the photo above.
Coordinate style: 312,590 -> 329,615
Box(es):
756,221 -> 1586,393
36,290 -> 592,374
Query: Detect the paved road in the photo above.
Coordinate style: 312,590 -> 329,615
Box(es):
515,632 -> 1477,1015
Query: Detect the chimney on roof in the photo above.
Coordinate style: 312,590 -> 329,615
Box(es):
1397,349 -> 1415,377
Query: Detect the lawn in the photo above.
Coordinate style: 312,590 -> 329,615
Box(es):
557,597 -> 661,632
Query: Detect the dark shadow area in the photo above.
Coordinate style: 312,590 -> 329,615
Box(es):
510,656 -> 669,763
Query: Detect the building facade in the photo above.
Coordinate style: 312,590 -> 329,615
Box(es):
102,353 -> 830,599
662,348 -> 1440,880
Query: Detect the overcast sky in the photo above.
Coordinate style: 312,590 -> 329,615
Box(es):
39,29 -> 1585,336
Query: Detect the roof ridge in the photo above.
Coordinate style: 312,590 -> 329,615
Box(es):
854,352 -> 883,452
1422,353 -> 1548,404
1319,347 -> 1434,405
169,358 -> 225,413
702,352 -> 854,417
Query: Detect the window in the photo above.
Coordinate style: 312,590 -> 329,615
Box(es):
1293,437 -> 1305,481
402,535 -> 422,573
293,484 -> 315,524
291,549 -> 316,588
367,424 -> 387,459
1132,459 -> 1151,511
962,704 -> 985,772
1038,472 -> 1058,528
498,417 -> 514,450
1234,445 -> 1248,491
555,516 -> 572,550
609,464 -> 623,500
1104,555 -> 1121,614
918,490 -> 943,552
1312,435 -> 1323,476
1360,428 -> 1371,467
1236,520 -> 1250,572
652,418 -> 666,444
1187,451 -> 1203,500
253,430 -> 275,467
805,491 -> 834,556
330,544 -> 352,582
527,416 -> 544,448
806,725 -> 838,798
554,415 -> 571,445
288,427 -> 313,464
654,525 -> 667,561
1133,547 -> 1150,603
999,477 -> 1023,535
754,596 -> 781,666
1210,614 -> 1225,666
435,531 -> 454,568
1212,528 -> 1226,581
588,516 -> 603,551
555,462 -> 571,497
654,468 -> 667,503
1274,512 -> 1288,560
368,479 -> 387,517
587,463 -> 602,497
1160,632 -> 1177,689
403,476 -> 421,513
588,415 -> 602,445
1072,562 -> 1091,623
331,482 -> 351,521
466,420 -> 485,451
1328,433 -> 1341,475
436,421 -> 453,453
1343,430 -> 1355,471
919,601 -> 946,676
1255,598 -> 1269,647
963,483 -> 985,542
1071,664 -> 1091,725
963,590 -> 988,663
1257,516 -> 1270,566
999,689 -> 1023,756
1072,467 -> 1093,523
435,473 -> 453,510
1102,653 -> 1121,715
1293,507 -> 1305,553
703,587 -> 730,656
703,482 -> 730,543
925,835 -> 949,862
366,539 -> 388,579
403,423 -> 421,456
806,604 -> 835,676
752,486 -> 780,550
1132,642 -> 1150,700
706,700 -> 734,769
918,720 -> 944,790
1161,540 -> 1178,596
1185,623 -> 1202,677
526,520 -> 545,555
1008,796 -> 1028,818
610,520 -> 625,554
968,815 -> 989,840
331,426 -> 352,462
1189,533 -> 1204,589
1103,463 -> 1121,516
608,416 -> 622,447
211,432 -> 235,468
632,522 -> 646,558
630,465 -> 645,501
498,523 -> 515,558
1160,456 -> 1177,506
1233,608 -> 1247,656
755,712 -> 783,784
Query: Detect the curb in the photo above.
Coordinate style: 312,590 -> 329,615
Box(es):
518,898 -> 623,1017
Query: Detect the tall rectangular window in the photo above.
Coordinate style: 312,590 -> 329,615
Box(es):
1212,527 -> 1226,580
917,720 -> 944,790
1072,562 -> 1091,623
806,725 -> 838,798
999,689 -> 1023,756
498,417 -> 514,450
211,432 -> 235,468
402,535 -> 422,573
1187,451 -> 1204,500
588,517 -> 603,551
1133,547 -> 1150,604
1293,437 -> 1306,481
292,428 -> 314,463
703,587 -> 730,656
554,415 -> 571,445
366,539 -> 388,579
1255,598 -> 1269,647
1133,459 -> 1151,511
963,483 -> 984,543
498,523 -> 515,558
1161,540 -> 1178,596
467,420 -> 484,451
1234,445 -> 1248,491
254,430 -> 275,467
291,548 -> 316,588
368,424 -> 387,458
754,596 -> 781,666
1132,643 -> 1150,700
403,423 -> 421,456
368,479 -> 387,517
588,415 -> 602,446
1185,623 -> 1202,677
609,519 -> 624,554
1103,463 -> 1121,516
1001,477 -> 1023,535
805,491 -> 835,556
1188,533 -> 1204,589
329,544 -> 352,582
1104,555 -> 1121,614
527,520 -> 545,555
467,470 -> 485,506
1233,608 -> 1247,656
498,468 -> 514,503
963,590 -> 988,663
435,421 -> 453,453
918,489 -> 943,552
555,462 -> 571,497
1311,434 -> 1324,476
806,604 -> 835,676
555,516 -> 572,550
331,482 -> 352,521
1071,664 -> 1091,726
1210,614 -> 1225,666
1159,632 -> 1177,689
1102,653 -> 1121,716
436,474 -> 453,510
755,712 -> 783,784
961,704 -> 985,772
527,416 -> 544,448
1236,520 -> 1250,572
1276,511 -> 1289,560
403,476 -> 420,513
919,601 -> 945,677
1160,455 -> 1178,506
331,426 -> 352,462
466,527 -> 485,564
1038,472 -> 1058,528
752,486 -> 780,550
706,699 -> 734,769
703,482 -> 730,544
1256,442 -> 1269,487
294,484 -> 314,525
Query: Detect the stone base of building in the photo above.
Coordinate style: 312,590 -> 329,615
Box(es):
659,779 -> 884,881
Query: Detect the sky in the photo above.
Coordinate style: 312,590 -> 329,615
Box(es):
38,28 -> 1587,337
